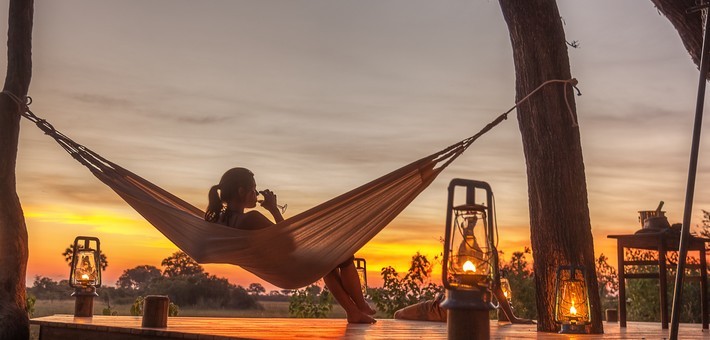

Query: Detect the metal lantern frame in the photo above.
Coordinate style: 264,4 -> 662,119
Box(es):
69,236 -> 102,289
354,257 -> 367,295
555,265 -> 591,334
442,179 -> 499,291
499,277 -> 512,302
440,179 -> 499,340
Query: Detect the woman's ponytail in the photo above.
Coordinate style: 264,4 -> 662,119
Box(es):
205,185 -> 223,222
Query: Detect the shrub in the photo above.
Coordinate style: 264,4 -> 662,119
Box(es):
499,248 -> 536,320
368,252 -> 444,317
27,276 -> 72,300
130,296 -> 179,317
143,273 -> 259,309
25,294 -> 36,317
288,284 -> 333,318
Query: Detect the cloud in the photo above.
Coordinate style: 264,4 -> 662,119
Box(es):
70,93 -> 136,110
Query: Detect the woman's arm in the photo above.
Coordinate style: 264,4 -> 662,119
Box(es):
259,189 -> 284,223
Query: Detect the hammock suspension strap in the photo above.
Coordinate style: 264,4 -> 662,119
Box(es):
433,78 -> 581,171
3,78 -> 580,167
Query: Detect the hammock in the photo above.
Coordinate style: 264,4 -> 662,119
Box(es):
5,79 -> 578,289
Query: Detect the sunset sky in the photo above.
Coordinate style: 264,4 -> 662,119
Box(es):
3,1 -> 710,291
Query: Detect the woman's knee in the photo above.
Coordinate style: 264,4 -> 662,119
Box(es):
337,255 -> 356,270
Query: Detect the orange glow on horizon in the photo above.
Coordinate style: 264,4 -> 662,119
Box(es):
23,202 -> 640,291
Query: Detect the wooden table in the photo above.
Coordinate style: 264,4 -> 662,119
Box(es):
30,315 -> 710,339
608,231 -> 709,329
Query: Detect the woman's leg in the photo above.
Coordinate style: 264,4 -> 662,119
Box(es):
323,269 -> 375,324
338,261 -> 376,315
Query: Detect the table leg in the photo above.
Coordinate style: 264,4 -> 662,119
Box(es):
658,240 -> 668,329
618,242 -> 626,328
701,246 -> 708,329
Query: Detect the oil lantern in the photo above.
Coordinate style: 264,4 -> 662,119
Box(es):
497,277 -> 513,322
555,265 -> 591,334
69,236 -> 102,317
441,179 -> 498,340
354,257 -> 367,296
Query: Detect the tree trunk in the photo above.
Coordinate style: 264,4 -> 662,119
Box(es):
650,0 -> 704,71
0,0 -> 33,338
498,0 -> 603,333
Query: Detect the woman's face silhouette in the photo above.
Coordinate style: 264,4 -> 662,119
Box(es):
240,177 -> 258,208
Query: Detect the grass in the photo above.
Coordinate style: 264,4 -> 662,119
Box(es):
31,298 -> 348,318
29,298 -> 350,340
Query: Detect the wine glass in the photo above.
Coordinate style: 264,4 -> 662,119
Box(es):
257,191 -> 287,214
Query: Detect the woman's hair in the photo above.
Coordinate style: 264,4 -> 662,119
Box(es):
205,167 -> 254,222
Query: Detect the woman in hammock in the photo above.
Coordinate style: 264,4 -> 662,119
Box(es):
205,167 -> 376,324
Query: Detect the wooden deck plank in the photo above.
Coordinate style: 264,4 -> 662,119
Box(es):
31,315 -> 710,339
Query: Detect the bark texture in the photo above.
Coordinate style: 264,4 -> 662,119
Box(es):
650,0 -> 703,69
0,0 -> 33,338
498,0 -> 603,333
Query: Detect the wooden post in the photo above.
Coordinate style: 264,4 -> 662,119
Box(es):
441,290 -> 492,340
142,295 -> 169,328
658,238 -> 668,329
0,0 -> 33,338
73,295 -> 94,317
700,246 -> 708,329
497,1 -> 602,332
447,309 -> 489,340
71,287 -> 97,317
0,0 -> 34,339
617,240 -> 627,327
671,4 -> 710,339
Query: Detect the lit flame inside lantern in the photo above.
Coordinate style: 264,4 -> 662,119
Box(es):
463,260 -> 476,272
555,266 -> 590,329
72,251 -> 99,287
570,299 -> 577,315
504,291 -> 509,298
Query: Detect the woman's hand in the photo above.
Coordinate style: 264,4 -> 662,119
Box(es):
258,189 -> 278,211
258,189 -> 284,223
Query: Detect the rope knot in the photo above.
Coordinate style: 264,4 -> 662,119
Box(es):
1,90 -> 30,113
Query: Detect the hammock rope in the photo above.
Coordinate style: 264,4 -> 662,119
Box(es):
2,78 -> 580,288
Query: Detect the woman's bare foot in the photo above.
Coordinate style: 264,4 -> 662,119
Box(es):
359,304 -> 376,315
346,311 -> 377,324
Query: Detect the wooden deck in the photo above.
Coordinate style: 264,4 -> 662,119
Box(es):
31,315 -> 710,339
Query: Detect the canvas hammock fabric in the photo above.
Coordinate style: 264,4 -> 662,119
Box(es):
4,79 -> 578,289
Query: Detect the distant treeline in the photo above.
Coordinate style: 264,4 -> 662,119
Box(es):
28,251 -> 291,309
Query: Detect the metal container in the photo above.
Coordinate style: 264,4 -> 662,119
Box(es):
638,210 -> 666,227
643,215 -> 671,230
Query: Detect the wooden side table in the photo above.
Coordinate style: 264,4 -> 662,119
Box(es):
608,231 -> 708,329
